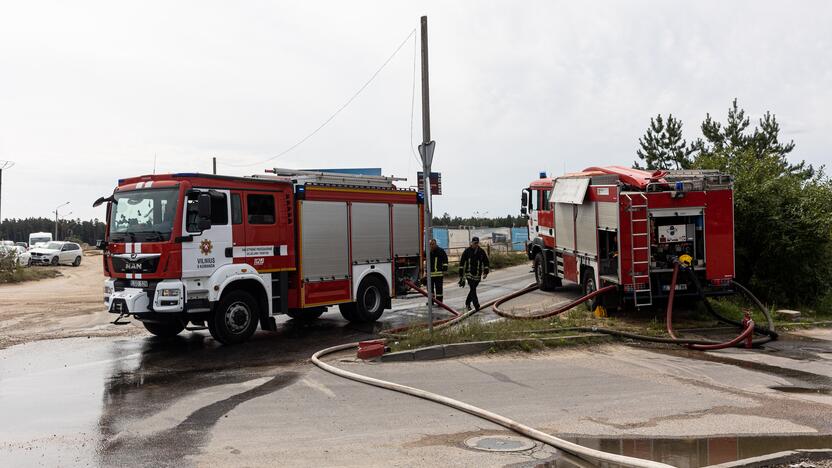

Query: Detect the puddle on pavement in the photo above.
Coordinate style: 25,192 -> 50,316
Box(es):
0,316 -> 377,467
514,434 -> 832,468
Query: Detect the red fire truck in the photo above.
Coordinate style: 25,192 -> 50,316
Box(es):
95,169 -> 423,344
521,166 -> 735,310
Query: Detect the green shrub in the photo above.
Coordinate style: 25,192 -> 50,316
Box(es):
0,251 -> 62,284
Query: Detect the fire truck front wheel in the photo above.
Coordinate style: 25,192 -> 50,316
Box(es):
209,290 -> 260,345
142,320 -> 186,338
534,253 -> 559,291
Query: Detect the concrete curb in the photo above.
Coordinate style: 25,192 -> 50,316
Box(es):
380,334 -> 610,362
704,448 -> 832,468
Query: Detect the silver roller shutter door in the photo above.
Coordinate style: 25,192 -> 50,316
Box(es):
576,202 -> 597,255
393,204 -> 420,257
351,203 -> 391,264
301,201 -> 350,281
555,203 -> 575,251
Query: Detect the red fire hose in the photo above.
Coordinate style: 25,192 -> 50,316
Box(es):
492,284 -> 617,320
402,278 -> 459,317
391,266 -> 774,351
664,262 -> 756,350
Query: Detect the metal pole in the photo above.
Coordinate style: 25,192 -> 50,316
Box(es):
420,17 -> 431,143
54,202 -> 69,240
419,16 -> 435,337
213,157 -> 217,175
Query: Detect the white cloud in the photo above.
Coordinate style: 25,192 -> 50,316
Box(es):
0,0 -> 830,221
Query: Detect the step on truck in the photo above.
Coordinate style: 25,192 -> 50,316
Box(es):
95,168 -> 423,344
521,166 -> 735,311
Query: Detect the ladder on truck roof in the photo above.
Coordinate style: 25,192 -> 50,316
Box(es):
258,168 -> 406,189
623,193 -> 653,307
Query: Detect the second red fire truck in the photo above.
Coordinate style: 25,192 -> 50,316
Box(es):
522,166 -> 735,311
95,169 -> 423,344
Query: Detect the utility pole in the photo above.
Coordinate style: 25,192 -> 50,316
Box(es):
418,16 -> 437,337
0,160 -> 14,225
54,202 -> 70,240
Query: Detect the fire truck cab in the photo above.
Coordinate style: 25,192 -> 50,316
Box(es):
521,166 -> 735,310
96,169 -> 423,344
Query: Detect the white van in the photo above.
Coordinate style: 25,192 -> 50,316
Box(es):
28,232 -> 53,249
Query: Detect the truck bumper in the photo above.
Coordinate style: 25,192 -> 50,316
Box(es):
108,288 -> 150,314
105,279 -> 186,314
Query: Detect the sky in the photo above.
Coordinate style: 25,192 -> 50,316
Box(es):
1,1 -> 831,222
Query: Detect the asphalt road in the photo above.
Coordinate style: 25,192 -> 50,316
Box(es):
1,264 -> 831,467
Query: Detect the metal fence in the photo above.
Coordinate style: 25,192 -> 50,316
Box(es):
432,226 -> 528,260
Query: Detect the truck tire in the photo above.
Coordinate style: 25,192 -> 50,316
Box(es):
286,308 -> 325,321
142,320 -> 185,338
582,269 -> 599,311
534,252 -> 559,291
341,276 -> 388,323
338,303 -> 359,322
209,290 -> 259,345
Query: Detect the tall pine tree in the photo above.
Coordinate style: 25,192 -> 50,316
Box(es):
635,114 -> 692,170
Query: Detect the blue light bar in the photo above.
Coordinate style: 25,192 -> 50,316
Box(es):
539,171 -> 547,179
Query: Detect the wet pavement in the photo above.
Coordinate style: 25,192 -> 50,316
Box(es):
0,265 -> 542,466
1,264 -> 831,467
0,318 -> 373,467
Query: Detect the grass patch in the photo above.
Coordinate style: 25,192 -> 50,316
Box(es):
0,266 -> 62,284
389,307 -> 619,353
488,251 -> 530,269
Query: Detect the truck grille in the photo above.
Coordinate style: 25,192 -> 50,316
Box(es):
111,256 -> 160,274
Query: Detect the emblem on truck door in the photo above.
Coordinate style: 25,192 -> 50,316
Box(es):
199,239 -> 213,255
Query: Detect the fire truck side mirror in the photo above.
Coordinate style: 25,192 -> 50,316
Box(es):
197,193 -> 212,231
520,190 -> 529,216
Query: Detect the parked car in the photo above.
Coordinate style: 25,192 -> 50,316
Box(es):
0,245 -> 31,267
29,241 -> 83,266
15,242 -> 29,249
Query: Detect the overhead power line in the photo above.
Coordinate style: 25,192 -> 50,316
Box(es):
224,27 -> 418,169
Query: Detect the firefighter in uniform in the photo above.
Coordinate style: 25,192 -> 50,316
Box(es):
458,237 -> 490,311
426,238 -> 449,304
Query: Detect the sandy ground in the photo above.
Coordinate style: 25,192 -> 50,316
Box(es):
0,253 -> 140,349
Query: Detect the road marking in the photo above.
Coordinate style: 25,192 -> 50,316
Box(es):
300,377 -> 337,398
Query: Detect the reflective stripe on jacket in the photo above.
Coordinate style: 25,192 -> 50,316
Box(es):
429,247 -> 448,277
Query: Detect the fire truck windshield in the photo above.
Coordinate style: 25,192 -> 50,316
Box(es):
109,188 -> 179,243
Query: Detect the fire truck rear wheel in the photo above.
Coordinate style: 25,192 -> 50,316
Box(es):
343,276 -> 388,323
338,303 -> 359,322
582,269 -> 599,311
209,290 -> 260,345
142,320 -> 186,338
534,253 -> 559,291
286,308 -> 325,321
